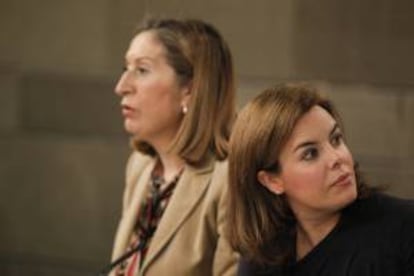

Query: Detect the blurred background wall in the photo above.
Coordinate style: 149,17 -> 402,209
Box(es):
0,0 -> 413,275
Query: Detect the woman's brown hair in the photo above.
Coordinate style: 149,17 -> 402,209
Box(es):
132,17 -> 235,165
228,83 -> 371,265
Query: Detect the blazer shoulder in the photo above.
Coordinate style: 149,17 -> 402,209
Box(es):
204,159 -> 230,202
125,151 -> 152,179
213,159 -> 228,173
210,159 -> 229,185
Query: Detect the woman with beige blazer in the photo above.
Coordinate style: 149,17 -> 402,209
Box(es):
107,18 -> 239,276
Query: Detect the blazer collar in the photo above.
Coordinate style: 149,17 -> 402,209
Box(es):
141,155 -> 215,272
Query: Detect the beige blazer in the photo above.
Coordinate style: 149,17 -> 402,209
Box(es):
111,152 -> 239,276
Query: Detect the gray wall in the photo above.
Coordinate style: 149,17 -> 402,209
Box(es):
1,0 -> 413,275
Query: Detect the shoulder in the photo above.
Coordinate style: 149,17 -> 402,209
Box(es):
352,192 -> 414,215
208,159 -> 229,192
371,193 -> 414,218
187,158 -> 230,208
343,193 -> 414,233
189,157 -> 228,186
125,151 -> 153,182
348,193 -> 414,237
379,194 -> 414,233
238,258 -> 281,276
212,159 -> 228,178
125,151 -> 153,187
376,194 -> 414,273
126,151 -> 153,173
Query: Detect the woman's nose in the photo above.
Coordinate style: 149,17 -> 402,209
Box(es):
327,146 -> 342,169
114,72 -> 131,96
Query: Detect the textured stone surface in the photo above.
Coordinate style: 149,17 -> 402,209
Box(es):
107,0 -> 295,79
292,0 -> 414,83
20,73 -> 125,136
327,84 -> 404,157
0,68 -> 19,132
0,136 -> 130,274
0,0 -> 113,77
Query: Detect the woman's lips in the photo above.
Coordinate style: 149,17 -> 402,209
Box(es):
121,104 -> 135,117
332,173 -> 352,187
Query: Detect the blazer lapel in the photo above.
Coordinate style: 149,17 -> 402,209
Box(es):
112,158 -> 155,261
141,158 -> 214,272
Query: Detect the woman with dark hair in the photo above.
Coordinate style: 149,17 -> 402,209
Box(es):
228,83 -> 414,275
108,17 -> 238,276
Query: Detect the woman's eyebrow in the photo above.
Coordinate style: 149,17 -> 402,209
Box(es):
329,123 -> 340,137
293,141 -> 316,153
293,123 -> 339,153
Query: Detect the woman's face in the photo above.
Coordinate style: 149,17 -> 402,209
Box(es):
115,31 -> 190,148
268,106 -> 357,220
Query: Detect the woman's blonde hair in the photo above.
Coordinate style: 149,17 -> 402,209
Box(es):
132,18 -> 235,165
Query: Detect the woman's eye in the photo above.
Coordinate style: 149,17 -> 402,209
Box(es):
122,66 -> 149,76
136,67 -> 149,74
302,147 -> 318,161
331,132 -> 343,146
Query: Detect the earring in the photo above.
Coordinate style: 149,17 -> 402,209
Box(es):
274,190 -> 284,195
182,105 -> 188,115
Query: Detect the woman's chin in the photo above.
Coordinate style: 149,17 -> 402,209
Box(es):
124,121 -> 139,136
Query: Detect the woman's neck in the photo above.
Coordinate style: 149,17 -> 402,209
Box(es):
154,151 -> 185,183
295,212 -> 340,260
149,135 -> 185,182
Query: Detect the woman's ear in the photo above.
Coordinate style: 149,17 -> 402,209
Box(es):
180,81 -> 192,112
257,170 -> 285,195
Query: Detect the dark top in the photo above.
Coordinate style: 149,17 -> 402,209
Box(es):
239,193 -> 414,276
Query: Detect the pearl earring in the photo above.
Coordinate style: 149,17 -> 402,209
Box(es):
182,105 -> 188,115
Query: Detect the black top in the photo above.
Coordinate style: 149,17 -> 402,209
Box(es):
238,193 -> 414,276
